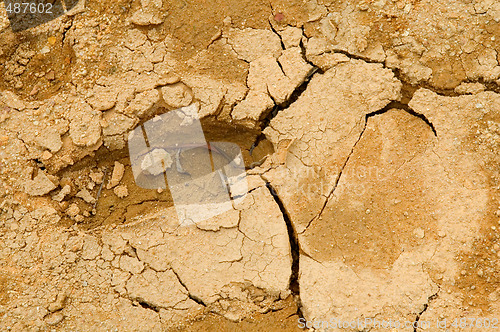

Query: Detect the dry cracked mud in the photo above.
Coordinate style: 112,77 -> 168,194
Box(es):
1,0 -> 500,331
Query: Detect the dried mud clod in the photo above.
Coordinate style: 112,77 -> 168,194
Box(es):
1,0 -> 500,330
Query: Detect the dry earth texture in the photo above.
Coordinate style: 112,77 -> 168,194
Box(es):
1,0 -> 500,331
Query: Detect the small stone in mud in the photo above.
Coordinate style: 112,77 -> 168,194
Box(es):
107,162 -> 125,189
413,227 -> 425,239
46,71 -> 55,81
66,203 -> 80,218
41,150 -> 53,160
114,185 -> 129,198
45,312 -> 64,326
52,185 -> 71,202
24,171 -> 57,196
76,189 -> 96,204
90,170 -> 104,184
48,292 -> 67,312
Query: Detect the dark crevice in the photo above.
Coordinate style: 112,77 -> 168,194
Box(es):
248,133 -> 273,169
319,49 -> 500,97
376,100 -> 437,136
263,181 -> 303,320
268,18 -> 286,51
265,85 -> 278,106
330,48 -> 448,101
249,133 -> 267,155
299,27 -> 323,74
126,244 -> 138,258
326,48 -> 385,65
34,158 -> 46,171
275,57 -> 285,76
397,72 -> 500,97
461,77 -> 500,94
137,300 -> 160,313
404,107 -> 437,136
231,185 -> 262,201
61,17 -> 74,46
171,268 -> 207,307
398,76 -> 420,105
391,68 -> 458,98
258,26 -> 321,134
305,116 -> 369,232
366,66 -> 438,136
321,49 -> 450,98
259,66 -> 319,132
188,294 -> 206,307
413,292 -> 438,332
206,30 -> 223,49
413,304 -> 427,332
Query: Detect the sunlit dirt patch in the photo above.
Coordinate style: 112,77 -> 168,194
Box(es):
453,108 -> 500,311
302,109 -> 438,271
455,229 -> 500,312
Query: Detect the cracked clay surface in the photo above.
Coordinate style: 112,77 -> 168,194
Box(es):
1,0 -> 500,331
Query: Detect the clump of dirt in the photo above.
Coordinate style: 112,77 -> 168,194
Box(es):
50,116 -> 267,229
0,20 -> 75,99
54,147 -> 174,229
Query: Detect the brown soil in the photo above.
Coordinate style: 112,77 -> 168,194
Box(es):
2,0 -> 500,330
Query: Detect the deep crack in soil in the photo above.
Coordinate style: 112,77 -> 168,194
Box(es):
264,181 -> 303,319
413,292 -> 439,332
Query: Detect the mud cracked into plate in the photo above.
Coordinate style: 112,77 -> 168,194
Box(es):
1,0 -> 500,331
